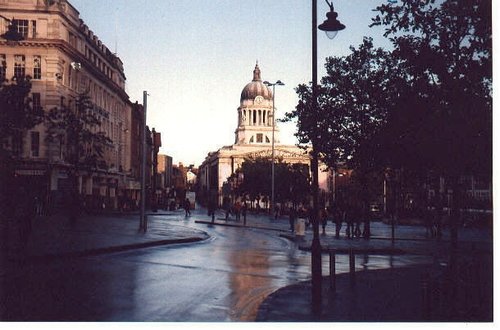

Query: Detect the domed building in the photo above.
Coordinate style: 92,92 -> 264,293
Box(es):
235,63 -> 278,146
198,63 -> 330,205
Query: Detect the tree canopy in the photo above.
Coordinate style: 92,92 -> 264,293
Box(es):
229,157 -> 311,205
45,93 -> 112,173
0,76 -> 43,153
286,0 -> 492,180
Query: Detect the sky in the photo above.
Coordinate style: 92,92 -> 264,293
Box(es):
68,0 -> 394,166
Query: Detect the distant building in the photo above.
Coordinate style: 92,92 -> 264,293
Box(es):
198,63 -> 330,205
157,154 -> 173,191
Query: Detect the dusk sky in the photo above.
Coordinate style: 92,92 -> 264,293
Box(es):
69,0 -> 394,166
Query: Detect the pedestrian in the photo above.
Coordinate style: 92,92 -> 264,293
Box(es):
333,206 -> 342,239
362,216 -> 371,239
345,209 -> 353,239
353,205 -> 362,238
223,196 -> 231,220
423,204 -> 434,238
184,198 -> 191,217
274,202 -> 280,220
34,195 -> 43,216
320,208 -> 328,235
234,200 -> 241,221
305,206 -> 314,229
289,207 -> 297,232
208,197 -> 216,223
242,200 -> 248,226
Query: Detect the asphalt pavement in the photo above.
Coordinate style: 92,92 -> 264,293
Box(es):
1,207 -> 493,322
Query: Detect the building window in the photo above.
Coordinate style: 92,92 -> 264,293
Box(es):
32,93 -> 41,112
31,131 -> 40,157
12,19 -> 29,39
12,130 -> 23,156
266,136 -> 271,143
0,54 -> 6,81
257,133 -> 263,143
14,55 -> 26,78
31,20 -> 37,38
249,136 -> 254,143
33,55 -> 42,79
69,32 -> 77,48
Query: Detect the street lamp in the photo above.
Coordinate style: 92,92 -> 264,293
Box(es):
311,0 -> 345,314
263,80 -> 284,219
140,91 -> 148,233
0,15 -> 24,42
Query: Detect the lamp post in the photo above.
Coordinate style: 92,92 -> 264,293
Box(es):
263,80 -> 284,219
0,15 -> 24,42
140,91 -> 148,233
311,0 -> 345,314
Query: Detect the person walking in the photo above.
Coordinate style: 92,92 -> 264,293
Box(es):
234,200 -> 241,222
242,200 -> 248,226
345,208 -> 353,239
289,207 -> 297,232
320,208 -> 328,235
334,205 -> 342,239
208,197 -> 216,223
223,196 -> 231,220
184,198 -> 191,217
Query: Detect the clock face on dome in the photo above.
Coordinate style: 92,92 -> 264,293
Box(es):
255,96 -> 264,104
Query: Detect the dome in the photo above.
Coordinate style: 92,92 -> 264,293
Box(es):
240,63 -> 273,102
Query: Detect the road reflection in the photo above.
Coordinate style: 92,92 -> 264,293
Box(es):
223,229 -> 435,321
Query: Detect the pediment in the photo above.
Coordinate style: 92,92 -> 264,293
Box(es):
239,147 -> 310,161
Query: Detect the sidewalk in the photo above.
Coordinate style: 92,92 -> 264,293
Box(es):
197,210 -> 492,257
7,210 -> 210,260
198,210 -> 493,322
256,260 -> 493,322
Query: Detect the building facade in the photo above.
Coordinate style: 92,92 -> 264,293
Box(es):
0,0 -> 139,212
198,63 -> 330,206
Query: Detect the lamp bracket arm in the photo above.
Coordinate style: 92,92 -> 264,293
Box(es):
324,0 -> 334,12
0,15 -> 12,22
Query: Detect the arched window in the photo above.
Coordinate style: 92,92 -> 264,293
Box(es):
253,110 -> 257,125
263,110 -> 266,124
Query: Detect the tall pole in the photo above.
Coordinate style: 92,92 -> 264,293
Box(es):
271,84 -> 276,218
264,80 -> 284,219
311,0 -> 323,315
140,91 -> 148,233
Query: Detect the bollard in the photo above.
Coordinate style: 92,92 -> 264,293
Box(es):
349,249 -> 355,287
329,251 -> 336,292
421,275 -> 430,320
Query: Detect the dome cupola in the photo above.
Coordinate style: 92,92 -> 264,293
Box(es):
240,63 -> 273,102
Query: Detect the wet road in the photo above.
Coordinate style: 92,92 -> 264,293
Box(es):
1,210 -> 435,321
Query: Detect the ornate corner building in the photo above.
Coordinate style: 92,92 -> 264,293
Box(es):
0,0 -> 145,212
198,63 -> 331,204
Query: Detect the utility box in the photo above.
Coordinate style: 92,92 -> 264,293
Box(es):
296,218 -> 306,236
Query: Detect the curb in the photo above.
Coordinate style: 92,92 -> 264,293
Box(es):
195,220 -> 287,232
13,235 -> 210,262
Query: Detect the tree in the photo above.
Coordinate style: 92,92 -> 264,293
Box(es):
0,76 -> 43,156
45,93 -> 112,219
230,157 -> 311,207
0,75 -> 43,258
371,0 -> 492,178
285,38 -> 400,172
